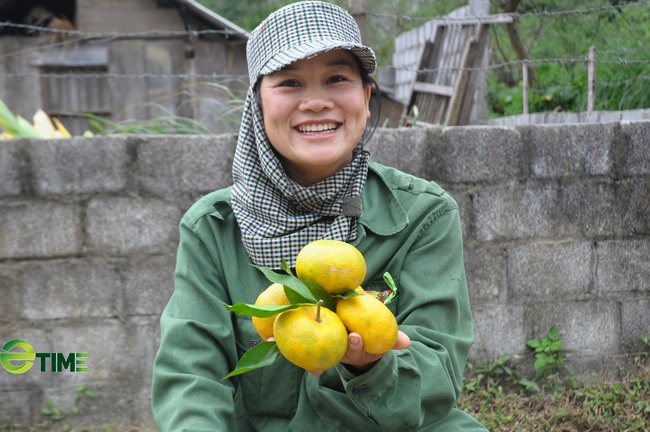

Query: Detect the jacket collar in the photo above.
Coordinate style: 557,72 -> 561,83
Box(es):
357,162 -> 409,237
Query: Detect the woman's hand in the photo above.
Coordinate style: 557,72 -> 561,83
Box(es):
308,330 -> 411,376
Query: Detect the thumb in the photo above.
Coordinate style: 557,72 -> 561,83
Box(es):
348,332 -> 364,354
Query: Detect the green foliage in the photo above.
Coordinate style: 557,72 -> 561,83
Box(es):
489,0 -> 650,115
527,326 -> 566,380
39,386 -> 95,428
461,334 -> 650,431
86,82 -> 245,135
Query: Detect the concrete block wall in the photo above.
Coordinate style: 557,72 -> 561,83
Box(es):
1,122 -> 649,429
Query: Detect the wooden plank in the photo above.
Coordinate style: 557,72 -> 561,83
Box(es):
445,30 -> 478,126
457,23 -> 491,125
77,8 -> 184,33
437,14 -> 514,26
405,25 -> 446,125
412,81 -> 454,97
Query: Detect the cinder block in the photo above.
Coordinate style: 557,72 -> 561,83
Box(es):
596,239 -> 650,293
0,139 -> 24,197
463,244 -> 506,304
365,127 -> 430,178
0,389 -> 40,428
29,137 -> 128,195
0,328 -> 52,388
470,304 -> 527,361
136,134 -> 237,197
0,264 -> 23,322
620,299 -> 650,353
20,259 -> 119,320
428,126 -> 523,183
526,301 -> 620,356
49,318 -> 153,384
123,254 -> 176,316
472,182 -> 571,241
0,202 -> 81,259
619,120 -> 650,175
508,241 -> 592,301
525,122 -> 615,178
86,197 -> 181,255
563,177 -> 650,238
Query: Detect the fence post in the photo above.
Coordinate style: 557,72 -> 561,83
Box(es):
587,45 -> 597,113
522,61 -> 529,115
348,0 -> 367,44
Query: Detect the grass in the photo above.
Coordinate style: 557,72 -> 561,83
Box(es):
2,336 -> 648,431
459,341 -> 650,431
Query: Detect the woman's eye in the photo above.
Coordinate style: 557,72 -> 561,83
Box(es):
279,79 -> 300,87
328,76 -> 347,84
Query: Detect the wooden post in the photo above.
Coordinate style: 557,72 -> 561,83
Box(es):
522,61 -> 529,115
588,45 -> 597,113
348,0 -> 367,44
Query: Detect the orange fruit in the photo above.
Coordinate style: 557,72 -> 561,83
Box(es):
336,292 -> 398,355
273,302 -> 348,371
295,240 -> 366,295
251,283 -> 291,340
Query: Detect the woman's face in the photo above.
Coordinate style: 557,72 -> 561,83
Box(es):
259,49 -> 371,187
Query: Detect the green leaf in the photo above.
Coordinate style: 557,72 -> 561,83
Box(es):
550,340 -> 565,351
302,281 -> 337,311
548,326 -> 560,341
223,341 -> 280,379
336,289 -> 361,299
224,303 -> 298,318
254,265 -> 317,303
280,258 -> 295,277
527,339 -> 541,349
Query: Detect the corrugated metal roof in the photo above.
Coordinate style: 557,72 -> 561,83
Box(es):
172,0 -> 249,40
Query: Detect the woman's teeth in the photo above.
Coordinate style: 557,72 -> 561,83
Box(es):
297,123 -> 338,133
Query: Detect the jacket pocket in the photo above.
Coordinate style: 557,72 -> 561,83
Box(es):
236,317 -> 300,419
362,279 -> 399,315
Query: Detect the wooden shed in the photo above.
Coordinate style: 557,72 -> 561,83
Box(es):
0,0 -> 250,135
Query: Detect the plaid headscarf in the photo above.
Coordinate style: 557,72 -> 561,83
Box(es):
231,1 -> 377,269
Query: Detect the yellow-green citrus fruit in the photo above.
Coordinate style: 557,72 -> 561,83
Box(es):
252,283 -> 291,341
273,304 -> 348,371
295,240 -> 366,295
336,293 -> 398,355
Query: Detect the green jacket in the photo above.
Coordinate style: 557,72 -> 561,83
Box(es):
152,162 -> 486,431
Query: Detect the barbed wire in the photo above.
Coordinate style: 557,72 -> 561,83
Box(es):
0,0 -> 647,40
0,72 -> 248,80
368,0 -> 650,23
0,21 -> 241,38
0,2 -> 648,101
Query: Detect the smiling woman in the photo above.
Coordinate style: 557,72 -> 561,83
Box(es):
152,2 -> 487,431
259,49 -> 371,186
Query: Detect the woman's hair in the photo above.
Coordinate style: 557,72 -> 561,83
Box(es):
355,55 -> 382,146
253,53 -> 381,147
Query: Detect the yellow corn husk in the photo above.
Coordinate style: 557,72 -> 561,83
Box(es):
0,99 -> 44,139
52,117 -> 71,138
33,109 -> 57,137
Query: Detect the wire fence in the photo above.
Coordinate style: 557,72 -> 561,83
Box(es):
0,0 -> 648,118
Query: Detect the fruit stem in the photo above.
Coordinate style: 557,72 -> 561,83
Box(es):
316,299 -> 323,323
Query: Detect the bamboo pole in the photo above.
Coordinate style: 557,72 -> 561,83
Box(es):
588,45 -> 597,113
522,61 -> 529,115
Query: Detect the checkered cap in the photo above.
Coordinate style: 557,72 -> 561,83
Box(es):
246,1 -> 376,85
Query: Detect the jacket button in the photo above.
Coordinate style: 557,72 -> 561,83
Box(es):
352,385 -> 367,395
248,339 -> 260,349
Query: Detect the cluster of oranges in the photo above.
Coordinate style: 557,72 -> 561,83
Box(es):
251,240 -> 399,371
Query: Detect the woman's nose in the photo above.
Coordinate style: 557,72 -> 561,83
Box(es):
299,87 -> 334,112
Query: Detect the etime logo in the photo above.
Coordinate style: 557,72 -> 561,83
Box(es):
0,339 -> 89,374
